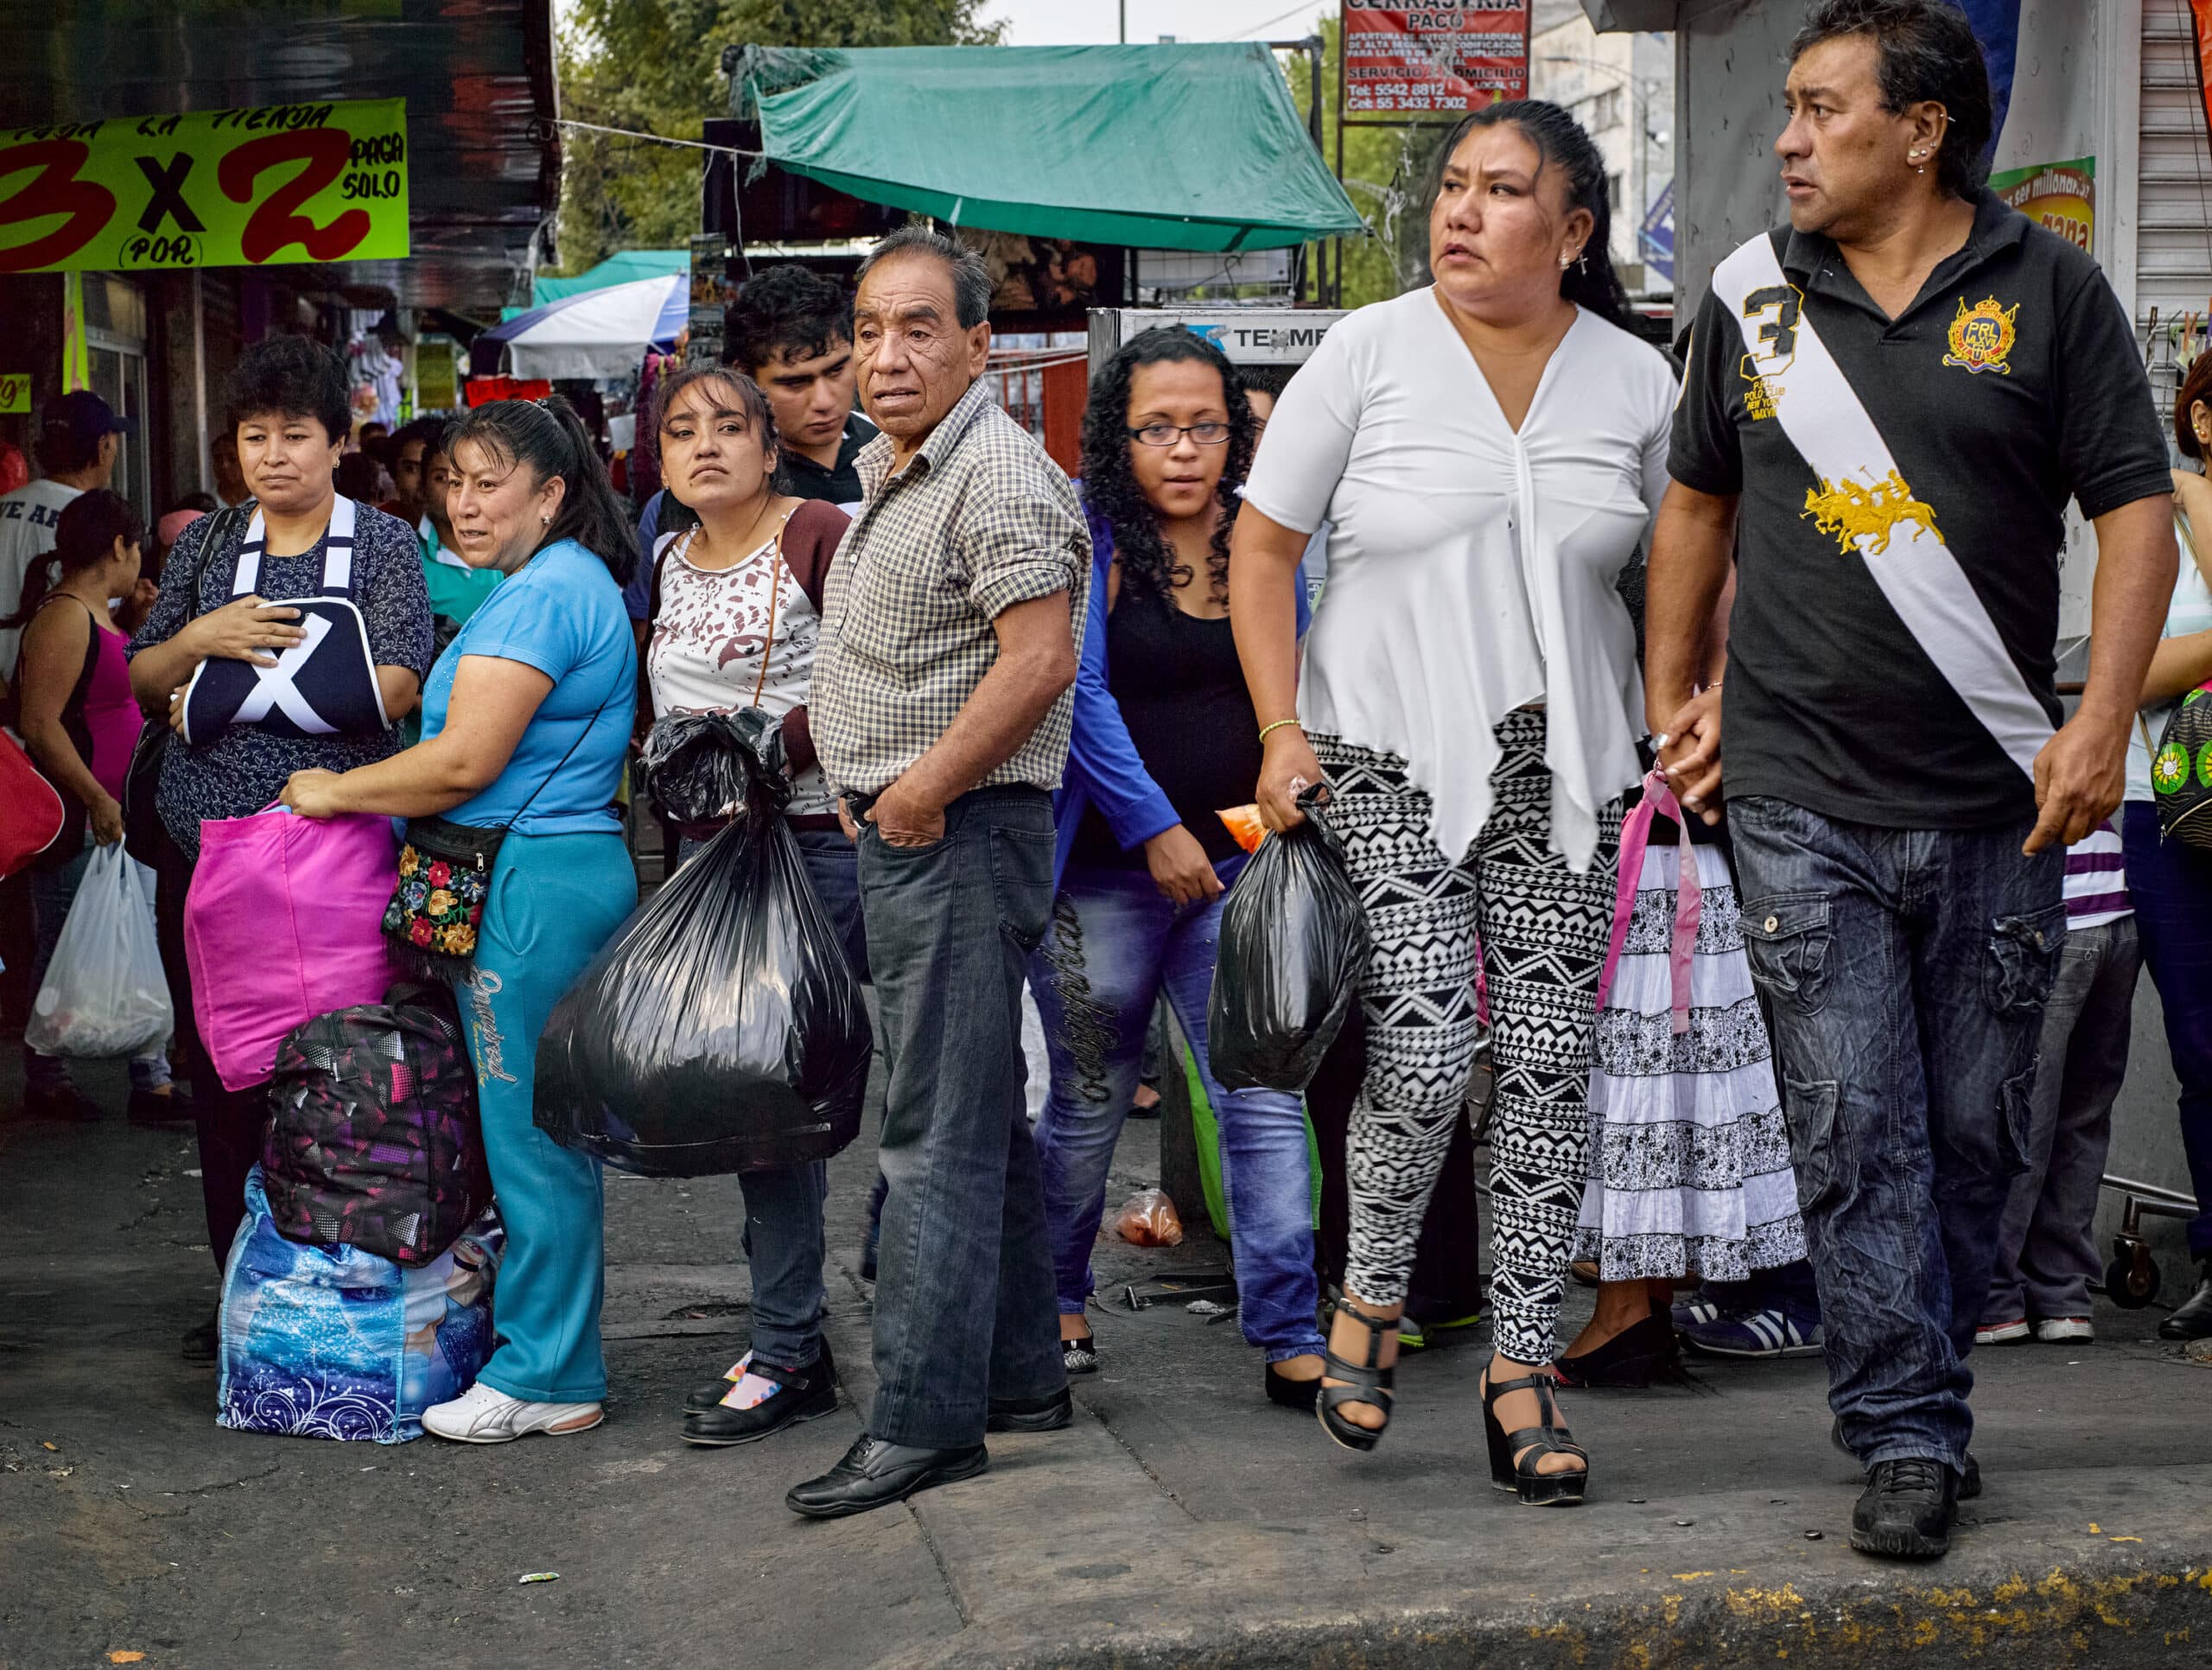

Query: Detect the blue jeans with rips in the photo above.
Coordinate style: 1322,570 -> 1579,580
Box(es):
857,786 -> 1067,1450
1728,796 -> 2063,1474
1030,854 -> 1326,1363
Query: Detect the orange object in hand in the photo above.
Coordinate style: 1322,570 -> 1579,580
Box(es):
1217,803 -> 1267,855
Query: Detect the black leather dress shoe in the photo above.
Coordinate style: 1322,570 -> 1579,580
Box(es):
2158,1260 -> 2212,1340
986,1387 -> 1072,1432
786,1433 -> 988,1520
683,1350 -> 838,1447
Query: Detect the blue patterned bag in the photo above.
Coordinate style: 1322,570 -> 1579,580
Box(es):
217,1169 -> 503,1443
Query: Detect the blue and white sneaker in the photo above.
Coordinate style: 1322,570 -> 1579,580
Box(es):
1671,1290 -> 1728,1330
1681,1299 -> 1824,1359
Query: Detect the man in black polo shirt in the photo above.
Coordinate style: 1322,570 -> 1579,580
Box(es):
1645,0 -> 2174,1561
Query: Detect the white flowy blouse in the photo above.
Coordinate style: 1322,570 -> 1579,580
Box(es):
1242,288 -> 1677,872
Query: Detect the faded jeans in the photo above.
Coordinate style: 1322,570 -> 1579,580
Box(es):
1729,797 -> 2063,1474
1983,914 -> 2139,1325
857,786 -> 1066,1449
1031,855 -> 1326,1362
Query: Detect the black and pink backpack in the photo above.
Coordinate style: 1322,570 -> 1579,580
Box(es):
261,983 -> 492,1266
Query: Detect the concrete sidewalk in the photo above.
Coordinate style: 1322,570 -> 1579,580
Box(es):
5,1057 -> 2211,1670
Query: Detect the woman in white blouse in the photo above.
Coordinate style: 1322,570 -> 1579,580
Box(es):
1230,100 -> 1675,1503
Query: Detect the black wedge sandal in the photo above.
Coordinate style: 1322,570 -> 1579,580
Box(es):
1482,1368 -> 1589,1506
1317,1298 -> 1398,1452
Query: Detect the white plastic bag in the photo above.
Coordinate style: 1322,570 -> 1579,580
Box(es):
26,842 -> 172,1058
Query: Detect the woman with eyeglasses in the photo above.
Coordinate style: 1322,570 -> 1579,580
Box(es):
1030,327 -> 1329,1407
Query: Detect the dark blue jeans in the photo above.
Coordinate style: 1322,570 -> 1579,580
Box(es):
2122,800 -> 2212,1259
677,825 -> 863,1371
1031,855 -> 1325,1362
857,786 -> 1067,1449
1729,797 -> 2063,1473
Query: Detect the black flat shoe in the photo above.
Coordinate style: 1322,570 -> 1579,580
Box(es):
1850,1457 -> 1956,1559
683,1351 -> 838,1447
785,1433 -> 989,1520
24,1083 -> 101,1122
1062,1330 -> 1098,1376
685,1338 -> 836,1416
2159,1259 -> 2212,1340
1482,1368 -> 1588,1506
1317,1297 -> 1397,1451
1265,1363 -> 1321,1411
987,1387 -> 1073,1432
128,1086 -> 194,1126
1552,1311 -> 1679,1388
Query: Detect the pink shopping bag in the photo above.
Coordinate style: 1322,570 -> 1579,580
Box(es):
186,804 -> 401,1092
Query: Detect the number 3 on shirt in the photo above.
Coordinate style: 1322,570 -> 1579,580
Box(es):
1742,284 -> 1804,367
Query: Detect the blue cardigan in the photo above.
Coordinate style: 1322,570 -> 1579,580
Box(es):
1054,498 -> 1311,883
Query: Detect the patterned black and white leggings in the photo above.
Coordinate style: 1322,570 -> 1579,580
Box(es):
1313,710 -> 1619,1365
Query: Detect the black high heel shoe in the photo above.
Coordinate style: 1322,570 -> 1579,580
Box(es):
1551,1311 -> 1680,1389
1482,1368 -> 1589,1507
1317,1298 -> 1398,1451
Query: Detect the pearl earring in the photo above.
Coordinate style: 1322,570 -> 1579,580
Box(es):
1559,253 -> 1573,270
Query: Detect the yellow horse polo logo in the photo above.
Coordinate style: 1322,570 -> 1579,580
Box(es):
1801,472 -> 1942,556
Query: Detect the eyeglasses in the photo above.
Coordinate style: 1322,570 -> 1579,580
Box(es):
1127,422 -> 1232,448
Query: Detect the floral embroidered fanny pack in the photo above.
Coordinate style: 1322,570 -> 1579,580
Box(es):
381,683 -> 616,980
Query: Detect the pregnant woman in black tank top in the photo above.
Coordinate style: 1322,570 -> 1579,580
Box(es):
1032,328 -> 1327,1408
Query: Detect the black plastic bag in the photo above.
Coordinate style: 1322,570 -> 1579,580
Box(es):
1208,789 -> 1370,1094
640,708 -> 768,833
534,710 -> 872,1175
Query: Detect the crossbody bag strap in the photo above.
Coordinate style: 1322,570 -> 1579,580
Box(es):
501,676 -> 621,833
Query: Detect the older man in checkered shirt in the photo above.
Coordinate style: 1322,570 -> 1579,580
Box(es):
788,228 -> 1091,1521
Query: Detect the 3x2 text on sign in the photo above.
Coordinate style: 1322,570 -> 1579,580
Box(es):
0,97 -> 410,274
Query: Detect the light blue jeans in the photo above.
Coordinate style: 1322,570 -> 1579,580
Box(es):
1031,854 -> 1325,1362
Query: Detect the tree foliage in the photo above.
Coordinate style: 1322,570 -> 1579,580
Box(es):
555,1 -> 1004,273
1286,18 -> 1452,309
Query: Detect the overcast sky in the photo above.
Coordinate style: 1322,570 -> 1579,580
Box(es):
978,0 -> 1334,45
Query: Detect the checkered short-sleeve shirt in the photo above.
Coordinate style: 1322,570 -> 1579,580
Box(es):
814,377 -> 1091,797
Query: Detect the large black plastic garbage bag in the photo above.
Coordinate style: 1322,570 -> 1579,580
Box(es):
1208,789 -> 1370,1094
535,710 -> 872,1175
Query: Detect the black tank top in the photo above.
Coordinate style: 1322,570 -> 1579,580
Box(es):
1070,585 -> 1261,870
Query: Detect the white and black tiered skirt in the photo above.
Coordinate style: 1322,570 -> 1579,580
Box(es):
1571,840 -> 1807,1282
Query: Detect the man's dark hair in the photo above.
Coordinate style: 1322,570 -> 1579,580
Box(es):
855,225 -> 994,330
725,266 -> 854,375
1791,0 -> 1993,198
222,333 -> 353,446
389,415 -> 447,460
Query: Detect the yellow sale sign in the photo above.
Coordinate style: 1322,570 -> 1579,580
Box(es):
0,98 -> 409,275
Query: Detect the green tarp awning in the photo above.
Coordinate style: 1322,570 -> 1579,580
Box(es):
532,251 -> 690,305
734,44 -> 1363,253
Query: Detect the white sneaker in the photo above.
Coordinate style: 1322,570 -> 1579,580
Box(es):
1975,1318 -> 2031,1346
422,1380 -> 605,1445
2034,1316 -> 2094,1343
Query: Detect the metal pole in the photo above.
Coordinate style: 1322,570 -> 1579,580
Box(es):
1332,29 -> 1345,308
1119,1 -> 1126,44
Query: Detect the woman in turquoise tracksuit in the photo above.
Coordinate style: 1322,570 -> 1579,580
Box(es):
283,394 -> 639,1443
